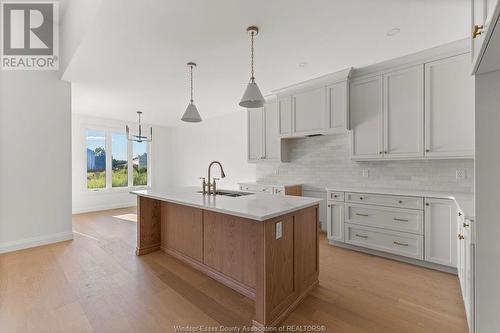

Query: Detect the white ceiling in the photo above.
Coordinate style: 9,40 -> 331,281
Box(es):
64,0 -> 470,127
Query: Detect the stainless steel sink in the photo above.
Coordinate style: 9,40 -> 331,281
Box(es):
197,190 -> 253,197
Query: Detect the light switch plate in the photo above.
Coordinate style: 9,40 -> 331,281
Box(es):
276,221 -> 282,239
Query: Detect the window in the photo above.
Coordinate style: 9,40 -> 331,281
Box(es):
86,128 -> 150,190
133,141 -> 148,186
86,130 -> 106,189
112,133 -> 128,187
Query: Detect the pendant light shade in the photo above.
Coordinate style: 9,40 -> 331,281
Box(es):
181,62 -> 202,123
182,103 -> 202,123
240,81 -> 265,108
239,26 -> 265,109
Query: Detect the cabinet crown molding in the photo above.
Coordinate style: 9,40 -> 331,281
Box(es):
272,67 -> 352,96
351,38 -> 470,79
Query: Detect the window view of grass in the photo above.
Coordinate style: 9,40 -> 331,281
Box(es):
86,131 -> 149,189
87,171 -> 106,189
112,133 -> 128,187
112,163 -> 128,187
133,165 -> 147,186
87,130 -> 106,189
133,140 -> 148,186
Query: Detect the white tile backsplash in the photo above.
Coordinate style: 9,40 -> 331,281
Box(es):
256,133 -> 474,193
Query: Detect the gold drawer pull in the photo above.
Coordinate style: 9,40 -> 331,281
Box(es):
394,241 -> 409,247
355,234 -> 368,239
355,213 -> 369,217
394,218 -> 409,222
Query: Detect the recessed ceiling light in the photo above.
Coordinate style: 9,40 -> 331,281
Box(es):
386,28 -> 401,37
298,62 -> 308,67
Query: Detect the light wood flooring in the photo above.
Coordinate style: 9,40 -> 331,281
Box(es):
0,207 -> 468,333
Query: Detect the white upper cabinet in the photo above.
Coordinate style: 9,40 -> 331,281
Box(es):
383,66 -> 424,158
349,76 -> 383,159
424,198 -> 457,267
247,99 -> 287,163
293,87 -> 326,136
472,0 -> 500,73
275,68 -> 352,138
424,54 -> 475,158
349,46 -> 474,161
278,96 -> 293,137
327,81 -> 348,133
247,107 -> 264,161
264,100 -> 280,160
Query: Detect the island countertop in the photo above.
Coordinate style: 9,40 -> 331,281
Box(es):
131,187 -> 322,221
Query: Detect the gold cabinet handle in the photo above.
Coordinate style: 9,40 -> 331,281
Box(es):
355,234 -> 368,239
458,234 -> 465,240
355,213 -> 369,217
473,25 -> 484,38
394,218 -> 409,222
394,241 -> 409,247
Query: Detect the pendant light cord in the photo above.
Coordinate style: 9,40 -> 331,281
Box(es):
190,65 -> 194,103
250,31 -> 255,82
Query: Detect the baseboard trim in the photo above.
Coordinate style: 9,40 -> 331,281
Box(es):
329,240 -> 457,274
72,202 -> 136,214
0,231 -> 74,254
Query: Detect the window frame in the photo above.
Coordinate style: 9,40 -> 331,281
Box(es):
85,125 -> 151,192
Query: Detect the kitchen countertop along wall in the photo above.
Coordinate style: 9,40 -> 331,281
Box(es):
256,133 -> 474,194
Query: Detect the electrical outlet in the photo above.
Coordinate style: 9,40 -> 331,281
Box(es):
275,221 -> 282,239
362,169 -> 369,178
275,168 -> 279,175
456,169 -> 466,180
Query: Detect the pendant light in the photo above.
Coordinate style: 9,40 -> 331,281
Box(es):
239,26 -> 265,108
181,62 -> 202,122
126,111 -> 152,142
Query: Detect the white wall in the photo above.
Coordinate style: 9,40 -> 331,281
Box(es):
169,111 -> 256,190
0,71 -> 72,253
474,70 -> 500,333
71,113 -> 172,214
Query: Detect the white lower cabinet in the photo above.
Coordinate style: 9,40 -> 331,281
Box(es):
327,201 -> 344,242
458,214 -> 475,333
327,189 -> 474,332
344,224 -> 424,260
424,198 -> 457,267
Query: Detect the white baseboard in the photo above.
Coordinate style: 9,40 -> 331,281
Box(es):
72,202 -> 136,214
0,231 -> 74,254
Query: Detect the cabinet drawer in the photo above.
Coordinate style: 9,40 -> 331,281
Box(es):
346,192 -> 423,209
344,223 -> 424,259
328,191 -> 344,201
239,184 -> 274,194
345,204 -> 423,235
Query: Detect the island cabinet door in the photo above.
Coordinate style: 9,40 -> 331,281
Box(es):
161,202 -> 203,262
202,211 -> 258,291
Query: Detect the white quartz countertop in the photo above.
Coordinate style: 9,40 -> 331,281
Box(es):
131,187 -> 321,221
325,186 -> 474,219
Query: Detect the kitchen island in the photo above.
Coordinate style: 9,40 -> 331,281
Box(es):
131,188 -> 321,327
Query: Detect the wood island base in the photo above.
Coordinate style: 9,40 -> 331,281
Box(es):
135,196 -> 319,327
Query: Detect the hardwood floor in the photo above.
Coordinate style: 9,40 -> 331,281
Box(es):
0,208 -> 468,333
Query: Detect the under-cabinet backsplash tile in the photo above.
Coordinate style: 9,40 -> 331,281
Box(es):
256,134 -> 474,193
